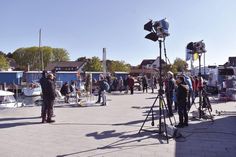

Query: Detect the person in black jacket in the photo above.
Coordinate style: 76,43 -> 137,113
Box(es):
176,76 -> 189,128
40,70 -> 48,119
42,73 -> 56,123
165,71 -> 175,117
60,82 -> 71,103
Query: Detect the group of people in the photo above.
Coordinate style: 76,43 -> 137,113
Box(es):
164,71 -> 203,128
39,69 -> 204,127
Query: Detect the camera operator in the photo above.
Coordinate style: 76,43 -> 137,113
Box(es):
175,76 -> 189,128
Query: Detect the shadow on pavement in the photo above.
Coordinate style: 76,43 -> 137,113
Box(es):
57,130 -> 161,157
0,121 -> 41,129
175,116 -> 236,157
0,116 -> 40,122
0,116 -> 41,129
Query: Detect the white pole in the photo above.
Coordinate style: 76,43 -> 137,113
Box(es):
103,48 -> 107,76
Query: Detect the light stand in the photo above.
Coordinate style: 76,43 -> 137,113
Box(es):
198,53 -> 202,119
139,18 -> 173,143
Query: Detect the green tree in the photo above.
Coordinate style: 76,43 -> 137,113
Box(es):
0,54 -> 9,70
76,57 -> 87,62
171,58 -> 188,73
52,48 -> 69,61
12,46 -> 70,70
109,60 -> 130,73
83,56 -> 102,71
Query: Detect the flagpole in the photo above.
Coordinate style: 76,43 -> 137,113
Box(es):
191,55 -> 194,75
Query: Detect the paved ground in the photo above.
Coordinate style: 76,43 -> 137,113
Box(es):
0,91 -> 236,157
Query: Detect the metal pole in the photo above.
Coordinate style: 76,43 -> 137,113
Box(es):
39,29 -> 44,71
198,54 -> 202,119
158,40 -> 162,134
204,53 -> 206,76
103,48 -> 106,76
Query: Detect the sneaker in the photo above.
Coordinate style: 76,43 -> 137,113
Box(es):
101,103 -> 106,106
47,119 -> 55,123
175,123 -> 184,128
184,123 -> 188,126
167,113 -> 174,117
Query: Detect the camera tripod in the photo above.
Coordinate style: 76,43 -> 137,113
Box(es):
138,89 -> 175,143
199,87 -> 214,121
138,40 -> 174,143
196,53 -> 213,122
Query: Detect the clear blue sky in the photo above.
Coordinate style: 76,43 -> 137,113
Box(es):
0,0 -> 235,66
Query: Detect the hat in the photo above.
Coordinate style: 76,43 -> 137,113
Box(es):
47,73 -> 54,79
167,71 -> 173,76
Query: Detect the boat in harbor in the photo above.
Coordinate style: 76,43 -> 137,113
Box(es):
0,90 -> 24,108
22,82 -> 42,97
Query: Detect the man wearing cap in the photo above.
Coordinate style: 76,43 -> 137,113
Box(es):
165,71 -> 175,116
176,76 -> 189,128
40,70 -> 47,118
42,73 -> 56,123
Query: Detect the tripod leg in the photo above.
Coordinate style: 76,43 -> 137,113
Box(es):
138,95 -> 159,134
161,99 -> 169,143
151,108 -> 155,126
162,97 -> 174,125
206,95 -> 214,122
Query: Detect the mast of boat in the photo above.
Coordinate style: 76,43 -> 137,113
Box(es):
39,29 -> 44,71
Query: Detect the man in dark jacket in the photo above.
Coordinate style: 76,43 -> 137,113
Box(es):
42,73 -> 56,123
60,82 -> 71,103
165,71 -> 175,117
142,75 -> 148,93
128,75 -> 134,94
40,70 -> 47,120
176,76 -> 189,128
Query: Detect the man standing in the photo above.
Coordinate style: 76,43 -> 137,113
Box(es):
165,71 -> 175,117
96,74 -> 103,103
39,70 -> 47,119
42,73 -> 56,123
128,75 -> 134,95
176,76 -> 189,128
184,74 -> 193,111
142,75 -> 148,93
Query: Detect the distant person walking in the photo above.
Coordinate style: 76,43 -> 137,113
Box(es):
100,77 -> 109,106
117,76 -> 124,92
60,82 -> 71,103
42,73 -> 56,123
150,75 -> 156,93
123,76 -> 129,94
96,74 -> 103,104
128,75 -> 134,95
142,75 -> 148,93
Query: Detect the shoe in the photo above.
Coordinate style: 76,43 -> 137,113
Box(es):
47,119 -> 55,123
95,101 -> 100,104
175,123 -> 184,128
42,119 -> 46,123
167,113 -> 174,117
101,103 -> 106,106
184,123 -> 188,126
